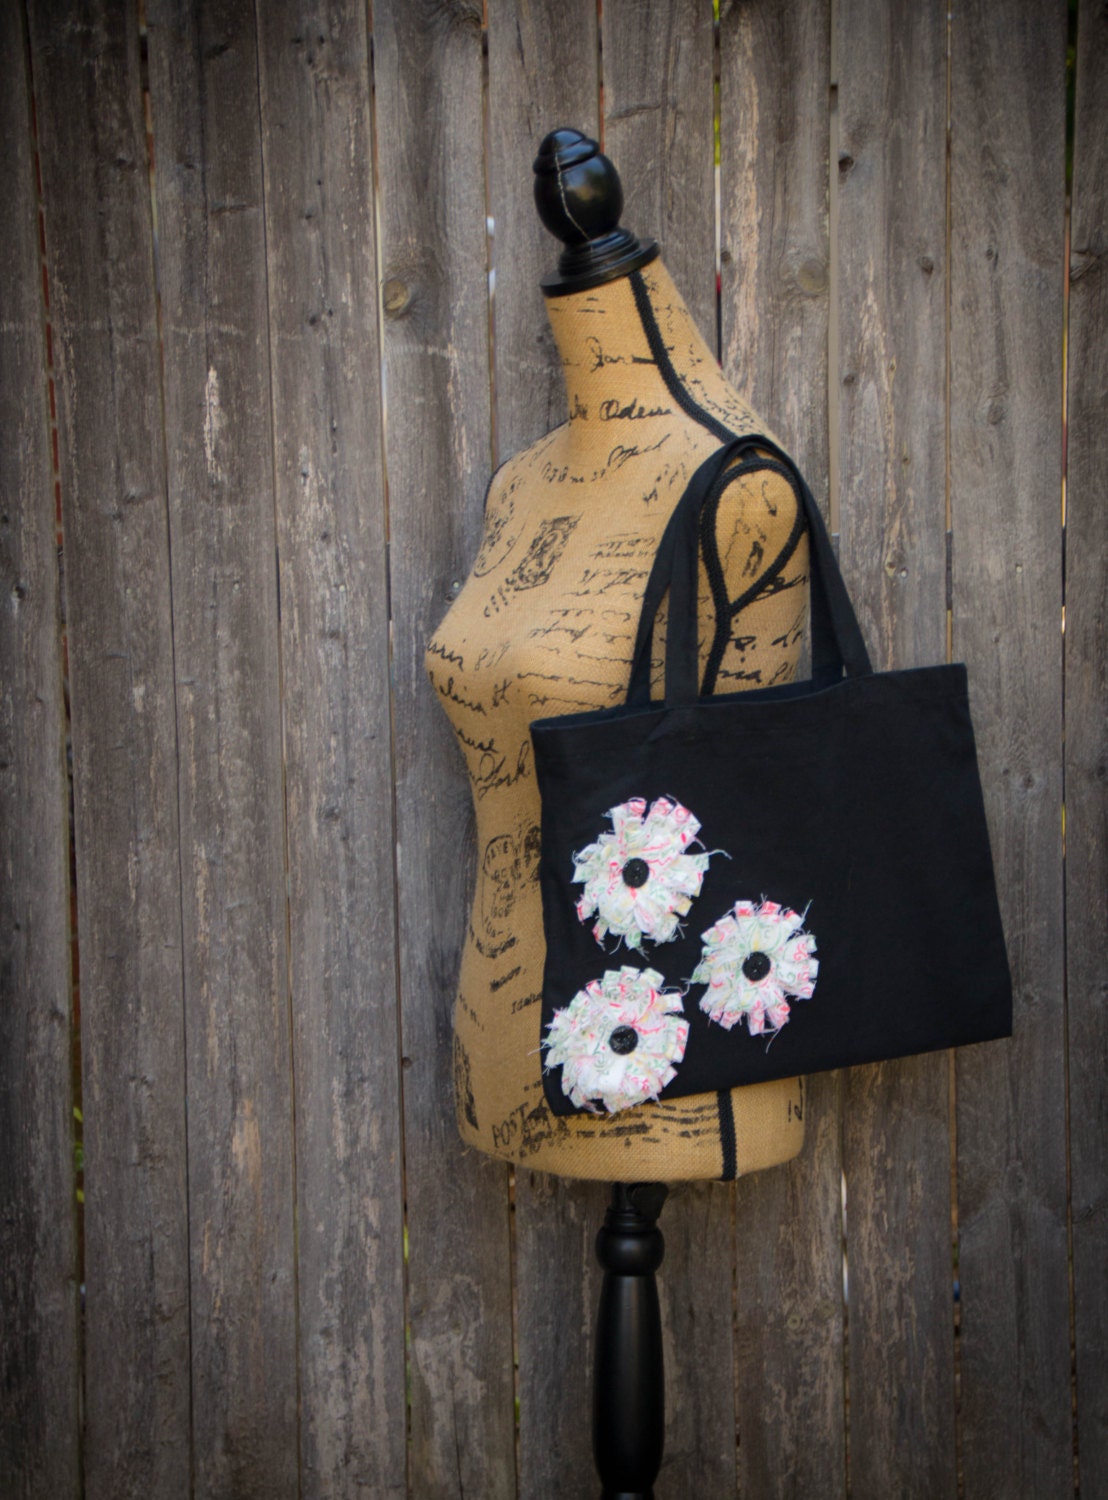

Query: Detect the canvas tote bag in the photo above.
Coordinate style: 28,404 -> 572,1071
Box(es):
530,435 -> 1012,1118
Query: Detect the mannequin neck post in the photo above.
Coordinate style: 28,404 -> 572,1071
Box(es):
543,261 -> 742,454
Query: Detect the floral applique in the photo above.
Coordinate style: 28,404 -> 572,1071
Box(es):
543,965 -> 689,1114
572,796 -> 712,950
693,899 -> 818,1037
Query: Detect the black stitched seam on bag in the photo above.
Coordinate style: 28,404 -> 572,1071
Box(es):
717,1090 -> 738,1181
701,461 -> 808,694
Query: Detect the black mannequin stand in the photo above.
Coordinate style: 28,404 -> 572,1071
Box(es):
593,1182 -> 669,1499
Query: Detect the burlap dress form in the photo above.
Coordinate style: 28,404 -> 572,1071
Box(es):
427,259 -> 811,1181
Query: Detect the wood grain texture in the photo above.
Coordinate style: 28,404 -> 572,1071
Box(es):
655,1180 -> 739,1497
486,0 -> 599,458
734,1075 -> 844,1499
1065,2 -> 1108,1490
0,8 -> 80,1495
515,1173 -> 609,1500
602,0 -> 716,336
721,4 -> 844,1490
949,2 -> 1071,1495
25,3 -> 193,1494
145,2 -> 298,1492
720,0 -> 831,494
483,9 -> 605,1496
373,3 -> 517,1495
835,0 -> 955,1494
253,6 -> 408,1495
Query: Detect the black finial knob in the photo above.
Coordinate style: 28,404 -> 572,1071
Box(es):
533,128 -> 657,297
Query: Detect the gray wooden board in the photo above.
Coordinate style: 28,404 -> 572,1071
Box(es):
373,3 -> 517,1495
25,3 -> 193,1494
949,1 -> 1072,1494
720,0 -> 832,495
1065,3 -> 1108,1490
515,1173 -> 610,1500
483,8 -> 604,1496
486,0 -> 599,459
842,1059 -> 955,1500
602,0 -> 717,337
720,3 -> 844,1490
654,1178 -> 739,1496
733,1075 -> 845,1499
834,0 -> 956,1494
0,7 -> 80,1494
253,6 -> 408,1494
145,3 -> 298,1492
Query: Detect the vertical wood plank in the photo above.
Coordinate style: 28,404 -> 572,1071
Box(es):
601,10 -> 739,1495
145,2 -> 298,1492
658,1179 -> 741,1495
720,4 -> 845,1492
733,1082 -> 844,1499
720,0 -> 832,490
0,7 -> 80,1494
374,3 -> 518,1494
602,0 -> 716,335
1067,3 -> 1108,1487
25,3 -> 193,1493
484,9 -> 604,1496
486,0 -> 599,459
516,1171 -> 610,1500
835,0 -> 955,1495
950,2 -> 1071,1495
253,6 -> 408,1495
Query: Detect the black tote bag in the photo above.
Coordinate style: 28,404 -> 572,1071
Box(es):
530,435 -> 1012,1118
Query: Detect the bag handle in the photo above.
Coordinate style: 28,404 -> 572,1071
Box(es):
626,434 -> 873,708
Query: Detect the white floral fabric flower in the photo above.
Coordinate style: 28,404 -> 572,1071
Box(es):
543,965 -> 689,1114
693,899 -> 818,1036
572,796 -> 712,950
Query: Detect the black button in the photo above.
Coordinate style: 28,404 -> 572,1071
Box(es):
609,1025 -> 639,1055
621,857 -> 649,888
742,951 -> 772,982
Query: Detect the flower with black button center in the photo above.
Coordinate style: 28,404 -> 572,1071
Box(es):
692,898 -> 819,1036
571,796 -> 712,950
543,965 -> 689,1114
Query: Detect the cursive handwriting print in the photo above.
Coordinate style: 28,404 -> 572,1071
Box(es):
424,258 -> 812,1182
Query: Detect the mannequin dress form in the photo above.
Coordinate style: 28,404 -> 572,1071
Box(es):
427,131 -> 810,1185
427,130 -> 816,1498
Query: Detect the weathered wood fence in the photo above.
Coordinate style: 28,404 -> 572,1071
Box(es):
2,0 -> 1104,1495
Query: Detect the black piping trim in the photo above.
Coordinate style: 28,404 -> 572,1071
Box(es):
718,1090 -> 738,1181
630,270 -> 736,444
629,269 -> 809,696
480,457 -> 509,514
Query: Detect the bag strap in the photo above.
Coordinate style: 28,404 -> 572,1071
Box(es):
626,434 -> 873,708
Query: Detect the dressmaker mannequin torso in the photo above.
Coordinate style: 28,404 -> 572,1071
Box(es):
427,156 -> 812,1182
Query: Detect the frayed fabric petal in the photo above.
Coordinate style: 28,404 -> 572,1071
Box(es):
543,965 -> 689,1114
692,899 -> 818,1037
572,796 -> 713,950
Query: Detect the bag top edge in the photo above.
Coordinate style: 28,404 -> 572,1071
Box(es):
529,660 -> 970,736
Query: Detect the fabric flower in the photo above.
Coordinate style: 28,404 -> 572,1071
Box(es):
572,796 -> 712,949
543,965 -> 689,1114
692,899 -> 818,1036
